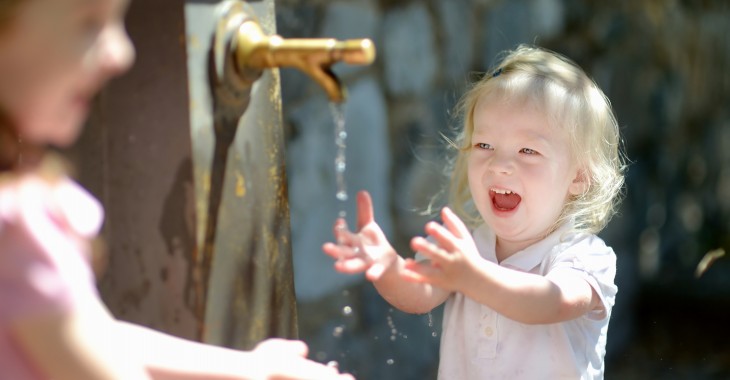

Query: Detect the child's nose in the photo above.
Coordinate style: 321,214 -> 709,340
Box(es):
98,24 -> 136,77
488,153 -> 514,175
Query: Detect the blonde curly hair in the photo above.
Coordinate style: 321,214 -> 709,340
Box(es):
447,45 -> 626,235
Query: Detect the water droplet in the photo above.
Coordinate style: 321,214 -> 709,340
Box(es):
342,306 -> 353,316
336,191 -> 348,201
386,359 -> 394,365
338,130 -> 347,140
390,335 -> 396,341
432,331 -> 438,337
333,325 -> 344,337
327,361 -> 339,369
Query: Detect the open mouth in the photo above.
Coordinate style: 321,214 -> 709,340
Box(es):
490,188 -> 522,211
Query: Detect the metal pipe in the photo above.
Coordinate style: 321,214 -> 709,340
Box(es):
232,19 -> 375,102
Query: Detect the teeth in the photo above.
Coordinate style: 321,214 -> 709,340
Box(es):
491,188 -> 513,195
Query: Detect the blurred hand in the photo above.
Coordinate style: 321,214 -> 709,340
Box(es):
251,338 -> 354,380
322,191 -> 397,281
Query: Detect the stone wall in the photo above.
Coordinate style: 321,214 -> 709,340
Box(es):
276,0 -> 730,378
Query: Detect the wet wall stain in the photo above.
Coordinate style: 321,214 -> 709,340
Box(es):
159,157 -> 200,326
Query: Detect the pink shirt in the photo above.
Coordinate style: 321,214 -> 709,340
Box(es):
0,170 -> 103,379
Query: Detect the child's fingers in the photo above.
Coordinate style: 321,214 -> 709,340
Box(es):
322,242 -> 365,260
323,242 -> 361,260
332,218 -> 348,237
332,219 -> 353,243
401,259 -> 428,282
401,269 -> 428,283
421,222 -> 459,253
411,236 -> 450,264
441,207 -> 471,240
333,223 -> 363,250
260,338 -> 309,357
322,242 -> 341,259
334,256 -> 371,273
356,191 -> 375,230
410,236 -> 434,259
402,258 -> 441,283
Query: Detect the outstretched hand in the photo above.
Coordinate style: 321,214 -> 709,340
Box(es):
322,191 -> 397,282
403,206 -> 482,292
251,339 -> 354,380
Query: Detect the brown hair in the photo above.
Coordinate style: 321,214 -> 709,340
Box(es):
0,111 -> 19,172
0,0 -> 22,31
0,0 -> 25,172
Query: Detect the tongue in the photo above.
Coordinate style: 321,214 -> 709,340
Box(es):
494,193 -> 521,210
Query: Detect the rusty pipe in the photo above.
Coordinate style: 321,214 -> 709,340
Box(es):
232,19 -> 375,102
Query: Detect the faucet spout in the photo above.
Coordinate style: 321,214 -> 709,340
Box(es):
233,19 -> 375,102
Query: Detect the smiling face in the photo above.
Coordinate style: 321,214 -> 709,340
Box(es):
0,0 -> 134,147
467,98 -> 586,256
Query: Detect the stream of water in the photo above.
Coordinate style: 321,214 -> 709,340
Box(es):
327,103 -> 440,371
327,102 -> 351,369
331,102 -> 348,220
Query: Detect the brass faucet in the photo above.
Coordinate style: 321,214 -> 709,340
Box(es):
232,19 -> 375,102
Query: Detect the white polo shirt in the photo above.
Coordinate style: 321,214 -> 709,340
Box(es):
437,223 -> 618,380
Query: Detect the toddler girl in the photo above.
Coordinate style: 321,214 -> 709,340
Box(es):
324,44 -> 625,379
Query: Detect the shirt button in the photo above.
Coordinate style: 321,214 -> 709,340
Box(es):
484,327 -> 493,337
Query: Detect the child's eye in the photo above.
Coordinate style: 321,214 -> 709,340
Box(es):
520,148 -> 538,155
474,143 -> 493,150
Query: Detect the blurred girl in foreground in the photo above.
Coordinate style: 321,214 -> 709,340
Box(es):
0,0 -> 352,379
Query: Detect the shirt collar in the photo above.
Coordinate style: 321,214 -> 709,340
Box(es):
473,222 -> 577,272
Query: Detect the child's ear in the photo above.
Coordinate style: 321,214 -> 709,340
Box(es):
568,167 -> 590,196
